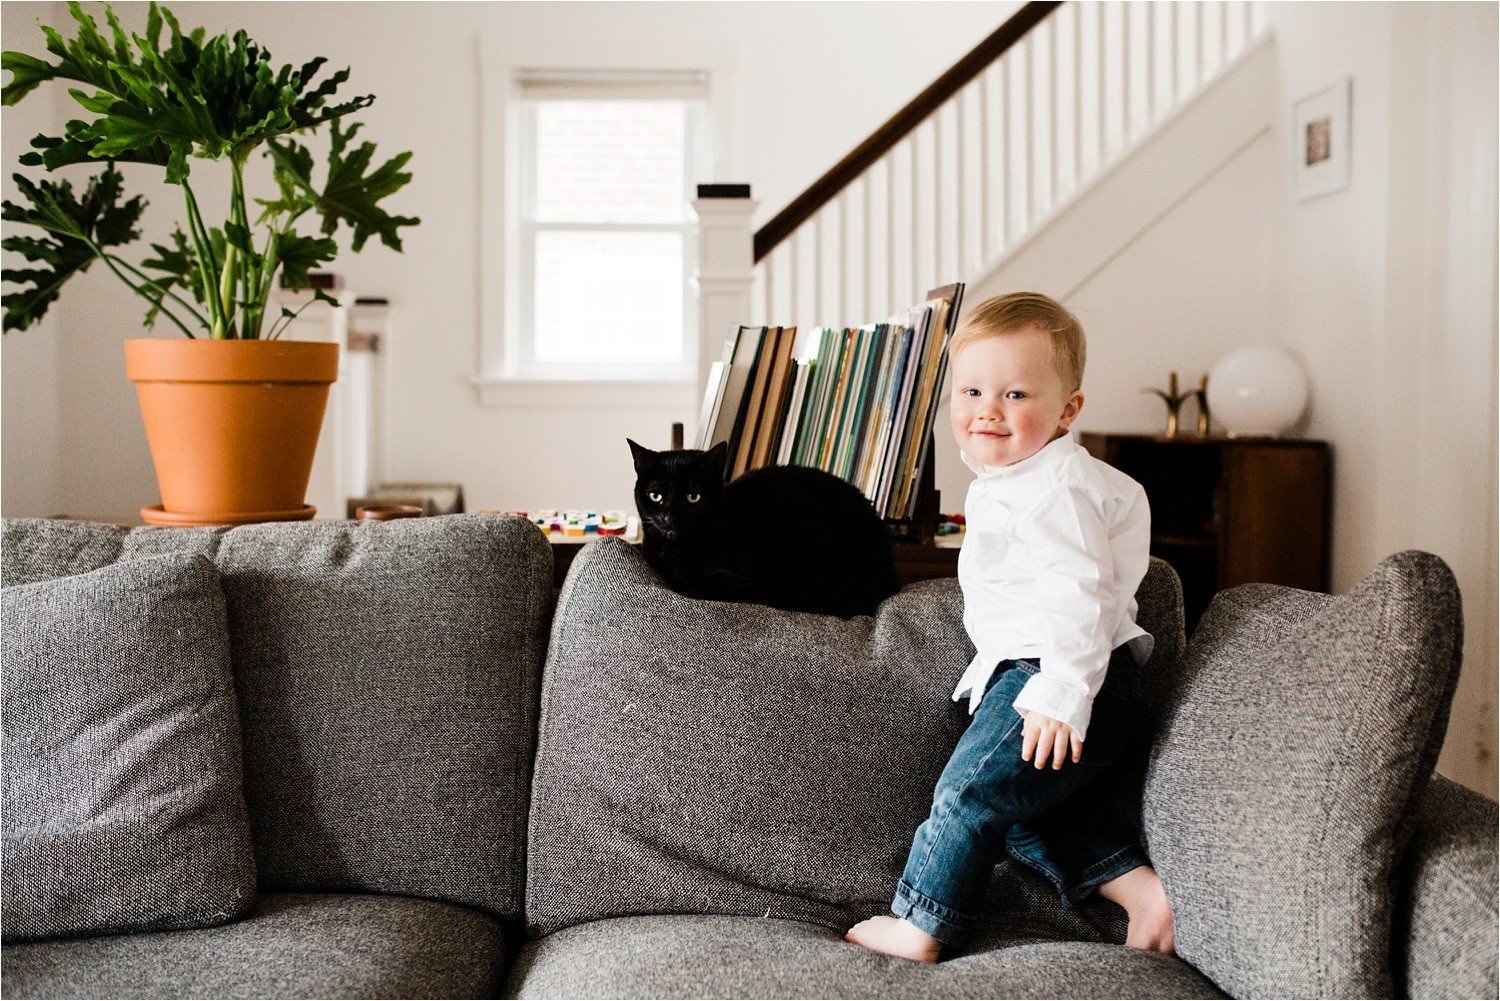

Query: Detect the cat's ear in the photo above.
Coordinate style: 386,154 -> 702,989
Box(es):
704,440 -> 730,481
627,438 -> 656,474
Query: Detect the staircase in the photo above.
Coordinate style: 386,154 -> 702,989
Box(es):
749,1 -> 1269,327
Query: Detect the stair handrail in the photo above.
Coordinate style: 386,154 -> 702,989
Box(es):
751,0 -> 1062,263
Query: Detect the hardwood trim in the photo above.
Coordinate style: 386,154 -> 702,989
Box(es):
752,1 -> 1063,263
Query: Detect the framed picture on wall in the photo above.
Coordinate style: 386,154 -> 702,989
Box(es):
1294,77 -> 1352,201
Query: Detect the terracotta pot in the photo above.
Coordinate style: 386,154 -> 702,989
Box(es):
125,339 -> 340,526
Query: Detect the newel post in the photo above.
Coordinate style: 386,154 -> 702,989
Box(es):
691,185 -> 757,427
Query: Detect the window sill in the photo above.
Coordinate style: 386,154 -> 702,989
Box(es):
472,375 -> 699,410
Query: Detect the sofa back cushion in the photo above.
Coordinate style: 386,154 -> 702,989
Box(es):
1142,550 -> 1464,998
1,515 -> 555,921
2,554 -> 255,941
523,538 -> 1184,936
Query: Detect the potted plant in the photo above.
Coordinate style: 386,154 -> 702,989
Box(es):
1,2 -> 418,525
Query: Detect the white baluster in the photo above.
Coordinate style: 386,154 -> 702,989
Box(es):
956,90 -> 967,278
1168,1 -> 1178,106
934,110 -> 944,288
909,134 -> 919,306
1074,3 -> 1083,195
876,158 -> 888,315
1003,51 -> 1013,245
1140,0 -> 1152,131
1128,2 -> 1134,147
788,228 -> 799,327
762,254 -> 773,325
1194,1 -> 1204,91
1242,1 -> 1253,48
1098,2 -> 1107,166
978,67 -> 990,265
838,190 -> 848,321
1220,1 -> 1229,69
1023,35 -> 1033,230
1048,16 -> 1059,212
813,210 -> 824,323
861,173 -> 872,319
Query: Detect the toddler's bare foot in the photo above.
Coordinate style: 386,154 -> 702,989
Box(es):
843,915 -> 942,963
1097,865 -> 1176,955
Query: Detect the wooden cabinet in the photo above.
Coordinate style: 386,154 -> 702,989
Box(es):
1080,433 -> 1332,630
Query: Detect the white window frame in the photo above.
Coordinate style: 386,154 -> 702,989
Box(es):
475,48 -> 734,409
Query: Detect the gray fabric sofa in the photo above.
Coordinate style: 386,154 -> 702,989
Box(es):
2,514 -> 1494,1000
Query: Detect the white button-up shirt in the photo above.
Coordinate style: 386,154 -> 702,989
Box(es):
952,433 -> 1154,740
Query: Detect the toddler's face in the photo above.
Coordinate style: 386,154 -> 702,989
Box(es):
949,326 -> 1083,468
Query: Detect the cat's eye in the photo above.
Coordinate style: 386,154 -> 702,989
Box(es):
686,493 -> 701,504
648,492 -> 663,503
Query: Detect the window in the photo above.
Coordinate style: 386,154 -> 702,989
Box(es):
514,71 -> 709,382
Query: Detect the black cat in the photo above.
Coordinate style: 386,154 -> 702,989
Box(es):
628,439 -> 899,618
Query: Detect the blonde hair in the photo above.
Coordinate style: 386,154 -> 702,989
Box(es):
948,292 -> 1086,390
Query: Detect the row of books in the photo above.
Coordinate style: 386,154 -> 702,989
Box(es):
696,283 -> 965,522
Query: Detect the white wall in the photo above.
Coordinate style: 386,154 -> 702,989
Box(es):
949,2 -> 1497,795
0,0 -> 1019,519
1,2 -> 66,518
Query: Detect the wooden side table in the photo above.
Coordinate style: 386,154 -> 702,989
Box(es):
1080,432 -> 1332,629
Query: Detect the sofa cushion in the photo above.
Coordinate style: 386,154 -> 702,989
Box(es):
1,553 -> 255,942
1143,550 -> 1464,999
213,515 -> 553,920
524,537 -> 1184,937
1396,774 -> 1499,1000
1,518 -> 227,587
506,911 -> 1226,999
0,515 -> 555,921
1,892 -> 508,1000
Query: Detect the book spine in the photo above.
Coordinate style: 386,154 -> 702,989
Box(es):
865,326 -> 909,500
733,326 -> 779,479
886,308 -> 932,517
832,328 -> 874,480
896,287 -> 963,517
818,329 -> 857,472
847,325 -> 890,488
857,325 -> 900,495
791,330 -> 830,466
777,362 -> 812,466
716,325 -> 765,458
802,328 -> 838,465
882,319 -> 923,515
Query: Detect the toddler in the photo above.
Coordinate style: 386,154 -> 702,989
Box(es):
846,292 -> 1175,963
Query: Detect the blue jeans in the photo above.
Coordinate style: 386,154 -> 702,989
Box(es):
892,648 -> 1147,945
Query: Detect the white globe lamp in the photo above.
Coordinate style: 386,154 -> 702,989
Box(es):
1207,346 -> 1309,438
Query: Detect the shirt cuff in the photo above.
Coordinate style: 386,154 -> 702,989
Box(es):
1012,673 -> 1094,741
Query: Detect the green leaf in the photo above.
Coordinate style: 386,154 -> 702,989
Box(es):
287,119 -> 420,252
19,130 -> 173,171
138,225 -> 204,328
1,166 -> 144,332
223,220 -> 254,253
3,1 -> 377,180
258,137 -> 317,220
1,51 -> 58,105
275,230 -> 338,289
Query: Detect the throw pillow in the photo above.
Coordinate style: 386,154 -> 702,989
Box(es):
1142,550 -> 1463,998
524,537 -> 1184,937
214,515 -> 555,920
2,553 -> 256,942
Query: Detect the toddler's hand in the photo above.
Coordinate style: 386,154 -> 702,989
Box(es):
1020,710 -> 1083,770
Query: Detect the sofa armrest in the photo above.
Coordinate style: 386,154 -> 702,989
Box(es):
1395,774 -> 1498,1000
